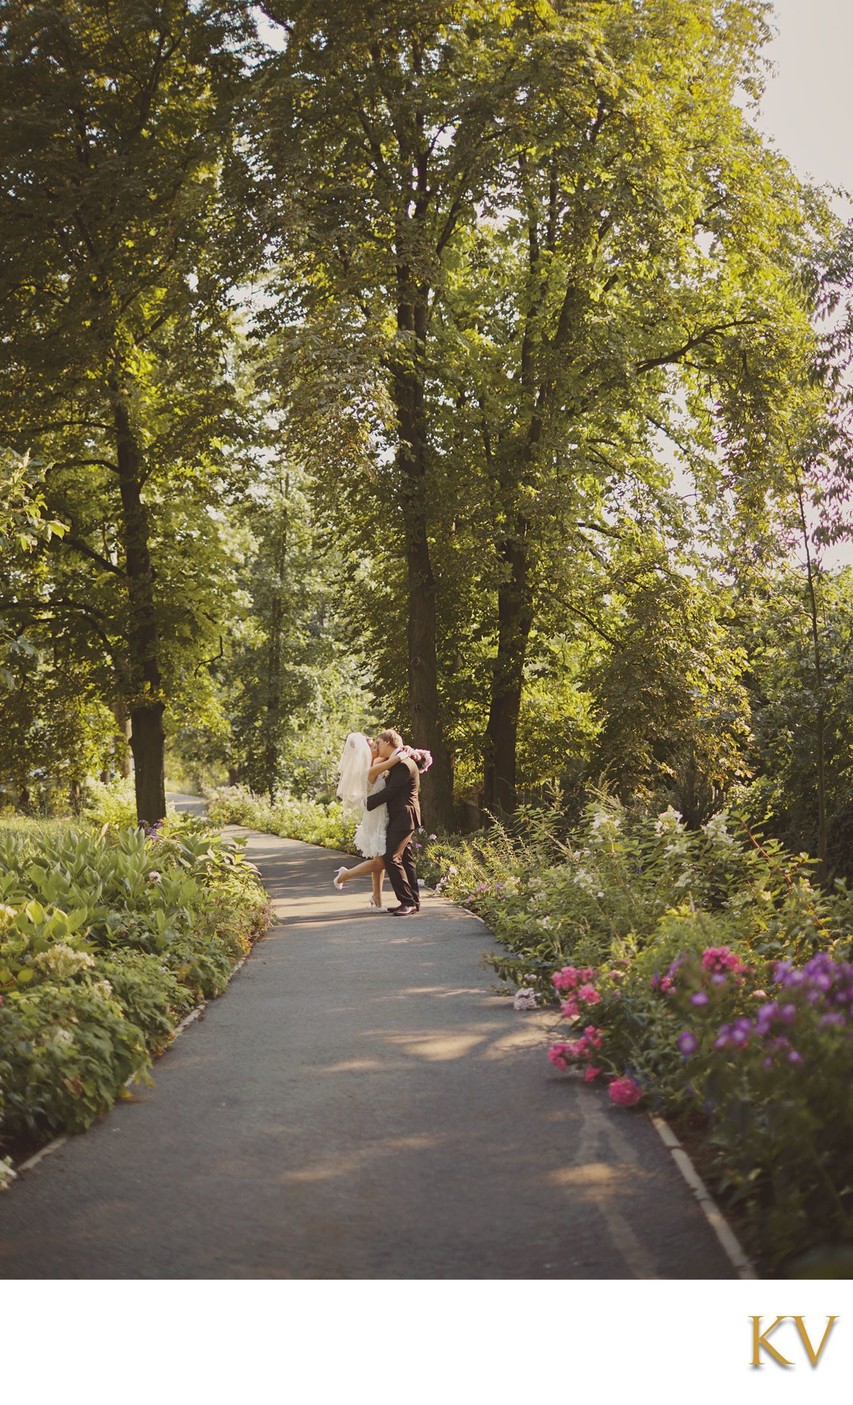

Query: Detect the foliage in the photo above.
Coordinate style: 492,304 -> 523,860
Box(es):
736,565 -> 853,880
206,785 -> 353,852
421,796 -> 853,1268
254,0 -> 847,822
0,816 -> 270,1153
0,0 -> 258,822
82,777 -> 139,829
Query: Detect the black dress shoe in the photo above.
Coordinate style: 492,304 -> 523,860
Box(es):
391,905 -> 418,916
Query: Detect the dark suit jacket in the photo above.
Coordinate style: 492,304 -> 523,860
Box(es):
365,754 -> 421,841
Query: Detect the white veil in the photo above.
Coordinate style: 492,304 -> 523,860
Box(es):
335,732 -> 372,818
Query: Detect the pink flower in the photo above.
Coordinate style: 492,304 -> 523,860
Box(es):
659,976 -> 674,994
579,967 -> 596,983
560,997 -> 579,1019
552,965 -> 580,992
583,1065 -> 601,1082
608,1076 -> 643,1107
548,1043 -> 570,1070
701,946 -> 746,976
583,1025 -> 604,1048
578,983 -> 601,1005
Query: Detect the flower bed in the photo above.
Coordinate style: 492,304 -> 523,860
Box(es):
419,800 -> 853,1272
0,815 -> 271,1163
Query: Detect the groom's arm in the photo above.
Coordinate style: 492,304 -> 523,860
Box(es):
365,760 -> 411,811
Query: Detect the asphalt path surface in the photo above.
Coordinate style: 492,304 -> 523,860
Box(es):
0,810 -> 740,1279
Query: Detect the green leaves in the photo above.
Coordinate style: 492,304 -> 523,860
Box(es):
0,813 -> 270,1149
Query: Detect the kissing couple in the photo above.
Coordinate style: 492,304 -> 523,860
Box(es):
334,729 -> 432,917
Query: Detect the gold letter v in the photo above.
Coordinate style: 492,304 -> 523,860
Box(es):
792,1316 -> 838,1367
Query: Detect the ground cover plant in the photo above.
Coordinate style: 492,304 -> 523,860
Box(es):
0,814 -> 270,1161
417,799 -> 853,1274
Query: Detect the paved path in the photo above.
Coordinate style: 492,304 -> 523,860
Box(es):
0,826 -> 740,1278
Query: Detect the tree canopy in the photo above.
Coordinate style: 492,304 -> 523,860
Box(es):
1,0 -> 852,856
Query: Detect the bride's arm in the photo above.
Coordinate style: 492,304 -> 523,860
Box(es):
367,755 -> 396,783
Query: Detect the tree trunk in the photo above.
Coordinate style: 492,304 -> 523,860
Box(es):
483,519 -> 534,815
392,283 -> 453,830
111,382 -> 166,826
267,483 -> 292,804
796,472 -> 828,868
113,699 -> 133,778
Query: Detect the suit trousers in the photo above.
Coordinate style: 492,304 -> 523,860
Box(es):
383,817 -> 419,908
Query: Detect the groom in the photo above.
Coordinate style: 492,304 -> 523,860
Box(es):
365,729 -> 421,916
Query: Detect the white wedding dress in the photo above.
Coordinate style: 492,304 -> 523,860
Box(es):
336,733 -> 388,858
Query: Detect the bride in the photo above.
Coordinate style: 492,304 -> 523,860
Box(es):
333,733 -> 397,907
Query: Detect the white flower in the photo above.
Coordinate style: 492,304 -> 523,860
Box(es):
513,988 -> 538,1010
147,870 -> 162,883
703,812 -> 734,845
33,944 -> 95,980
663,840 -> 688,857
538,916 -> 553,929
655,805 -> 683,834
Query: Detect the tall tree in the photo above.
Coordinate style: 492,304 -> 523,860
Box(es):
0,0 -> 255,822
253,0 -> 543,826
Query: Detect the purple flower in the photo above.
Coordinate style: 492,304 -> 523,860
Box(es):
787,1050 -> 804,1065
714,1017 -> 752,1050
677,1030 -> 698,1056
820,1012 -> 846,1029
755,1002 -> 779,1034
690,991 -> 709,1007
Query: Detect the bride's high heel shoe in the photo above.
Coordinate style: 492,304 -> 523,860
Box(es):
368,897 -> 381,908
333,867 -> 347,890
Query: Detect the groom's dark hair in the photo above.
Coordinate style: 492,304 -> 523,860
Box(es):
378,729 -> 403,749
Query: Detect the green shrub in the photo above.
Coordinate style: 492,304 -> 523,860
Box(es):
207,785 -> 353,852
82,776 -> 138,827
0,817 -> 270,1152
0,982 -> 149,1138
98,951 -> 195,1051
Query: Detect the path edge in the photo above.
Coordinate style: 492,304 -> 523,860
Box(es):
650,1112 -> 758,1279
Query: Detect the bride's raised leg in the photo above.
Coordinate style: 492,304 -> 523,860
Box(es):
334,855 -> 383,888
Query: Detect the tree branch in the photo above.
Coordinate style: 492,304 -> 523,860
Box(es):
635,318 -> 756,375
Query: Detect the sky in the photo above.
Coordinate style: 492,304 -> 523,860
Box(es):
717,0 -> 853,573
756,0 -> 853,201
751,1 -> 853,566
